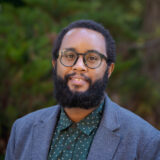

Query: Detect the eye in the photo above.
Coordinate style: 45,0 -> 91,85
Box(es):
88,56 -> 98,61
86,53 -> 100,63
63,51 -> 76,61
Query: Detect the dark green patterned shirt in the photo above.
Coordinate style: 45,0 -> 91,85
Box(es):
48,102 -> 104,160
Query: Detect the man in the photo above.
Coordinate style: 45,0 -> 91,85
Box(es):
5,20 -> 160,160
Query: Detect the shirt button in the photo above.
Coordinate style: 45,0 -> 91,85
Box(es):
71,123 -> 77,128
66,145 -> 71,150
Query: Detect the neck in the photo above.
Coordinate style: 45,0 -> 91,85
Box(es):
64,107 -> 98,123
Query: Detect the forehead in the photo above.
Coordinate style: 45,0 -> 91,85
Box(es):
60,28 -> 106,56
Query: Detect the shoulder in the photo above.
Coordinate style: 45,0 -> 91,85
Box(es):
113,101 -> 160,158
13,105 -> 60,130
103,95 -> 160,159
105,95 -> 160,139
115,101 -> 158,134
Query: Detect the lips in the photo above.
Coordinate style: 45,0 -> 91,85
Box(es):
69,76 -> 88,86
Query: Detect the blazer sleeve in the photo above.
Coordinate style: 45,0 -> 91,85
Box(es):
140,134 -> 160,160
5,121 -> 17,160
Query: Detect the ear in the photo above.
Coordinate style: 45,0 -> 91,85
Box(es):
52,60 -> 56,69
108,63 -> 115,78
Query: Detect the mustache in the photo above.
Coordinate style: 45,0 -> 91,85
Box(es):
65,72 -> 92,84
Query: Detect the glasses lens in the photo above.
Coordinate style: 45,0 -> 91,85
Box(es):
60,50 -> 77,66
85,52 -> 101,68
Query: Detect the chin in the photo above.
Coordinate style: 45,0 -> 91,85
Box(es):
69,85 -> 89,93
53,66 -> 109,109
70,88 -> 88,93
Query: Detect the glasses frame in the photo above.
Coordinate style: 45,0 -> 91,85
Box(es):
59,49 -> 108,69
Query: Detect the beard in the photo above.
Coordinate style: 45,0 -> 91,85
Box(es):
53,66 -> 109,109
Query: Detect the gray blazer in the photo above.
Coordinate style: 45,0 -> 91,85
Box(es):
5,96 -> 160,160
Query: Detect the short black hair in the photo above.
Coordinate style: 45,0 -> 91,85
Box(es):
52,19 -> 116,64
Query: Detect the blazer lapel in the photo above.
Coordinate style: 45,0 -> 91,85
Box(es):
87,96 -> 121,160
87,127 -> 120,160
31,106 -> 60,160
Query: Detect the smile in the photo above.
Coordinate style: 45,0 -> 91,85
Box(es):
73,78 -> 83,81
69,76 -> 88,86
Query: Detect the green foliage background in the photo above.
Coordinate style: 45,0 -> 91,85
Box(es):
0,0 -> 160,158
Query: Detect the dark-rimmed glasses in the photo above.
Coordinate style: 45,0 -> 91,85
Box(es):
59,48 -> 108,69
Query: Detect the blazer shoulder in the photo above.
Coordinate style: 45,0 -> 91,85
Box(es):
104,95 -> 160,160
111,100 -> 159,136
14,105 -> 60,129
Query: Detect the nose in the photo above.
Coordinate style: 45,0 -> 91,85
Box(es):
72,56 -> 87,72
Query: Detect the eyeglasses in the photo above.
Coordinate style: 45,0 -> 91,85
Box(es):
59,48 -> 108,69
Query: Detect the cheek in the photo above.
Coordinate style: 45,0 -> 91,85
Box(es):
90,63 -> 107,82
56,60 -> 71,78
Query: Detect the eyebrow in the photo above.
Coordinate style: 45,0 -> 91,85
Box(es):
64,47 -> 101,54
64,47 -> 76,52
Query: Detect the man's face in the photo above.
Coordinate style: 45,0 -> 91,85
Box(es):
55,28 -> 108,93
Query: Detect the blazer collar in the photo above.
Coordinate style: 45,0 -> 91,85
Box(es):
87,95 -> 121,160
31,105 -> 60,160
102,95 -> 120,131
31,95 -> 121,160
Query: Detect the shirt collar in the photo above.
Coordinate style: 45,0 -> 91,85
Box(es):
58,101 -> 104,135
77,101 -> 104,135
57,107 -> 72,132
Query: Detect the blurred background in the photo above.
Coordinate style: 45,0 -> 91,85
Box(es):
0,0 -> 160,158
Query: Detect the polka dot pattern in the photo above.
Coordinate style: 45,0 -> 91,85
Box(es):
48,101 -> 104,160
